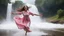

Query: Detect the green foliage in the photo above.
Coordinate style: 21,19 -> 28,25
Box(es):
49,15 -> 59,20
12,1 -> 24,11
35,0 -> 45,6
59,16 -> 64,21
57,9 -> 64,18
56,0 -> 64,4
35,0 -> 64,17
48,9 -> 64,21
0,16 -> 3,20
0,0 -> 9,5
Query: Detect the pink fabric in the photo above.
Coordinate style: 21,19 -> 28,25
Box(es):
14,12 -> 34,32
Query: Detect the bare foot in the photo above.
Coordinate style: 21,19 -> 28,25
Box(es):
25,31 -> 27,36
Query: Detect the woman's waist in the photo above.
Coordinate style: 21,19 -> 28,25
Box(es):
23,16 -> 30,19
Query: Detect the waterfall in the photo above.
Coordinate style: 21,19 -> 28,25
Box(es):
6,3 -> 12,22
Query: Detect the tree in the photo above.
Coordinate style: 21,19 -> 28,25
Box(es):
35,0 -> 64,17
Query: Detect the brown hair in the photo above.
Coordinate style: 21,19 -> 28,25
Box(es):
17,5 -> 30,12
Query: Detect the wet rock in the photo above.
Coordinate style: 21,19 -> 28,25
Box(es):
50,20 -> 59,23
47,19 -> 64,24
59,20 -> 64,24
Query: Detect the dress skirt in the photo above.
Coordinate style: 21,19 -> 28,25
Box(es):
14,16 -> 31,32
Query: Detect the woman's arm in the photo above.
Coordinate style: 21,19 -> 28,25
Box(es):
29,12 -> 42,16
12,12 -> 22,15
33,14 -> 40,16
34,14 -> 43,17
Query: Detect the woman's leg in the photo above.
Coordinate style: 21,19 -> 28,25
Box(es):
29,22 -> 31,27
25,31 -> 27,36
24,27 -> 27,36
24,22 -> 31,36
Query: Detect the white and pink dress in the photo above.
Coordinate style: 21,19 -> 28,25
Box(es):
14,11 -> 34,32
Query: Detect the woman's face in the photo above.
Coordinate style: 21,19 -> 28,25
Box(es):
24,6 -> 28,11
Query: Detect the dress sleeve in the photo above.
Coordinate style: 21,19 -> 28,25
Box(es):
29,12 -> 34,16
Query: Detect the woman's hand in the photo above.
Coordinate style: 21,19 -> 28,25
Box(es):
34,14 -> 43,17
33,14 -> 39,16
11,12 -> 16,14
39,14 -> 43,17
11,12 -> 14,14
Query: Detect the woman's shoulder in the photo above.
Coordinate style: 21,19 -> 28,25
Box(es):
27,11 -> 31,13
19,10 -> 25,12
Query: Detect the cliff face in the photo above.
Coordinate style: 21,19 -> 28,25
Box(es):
35,0 -> 64,17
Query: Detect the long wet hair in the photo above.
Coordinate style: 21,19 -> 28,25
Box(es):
17,5 -> 30,12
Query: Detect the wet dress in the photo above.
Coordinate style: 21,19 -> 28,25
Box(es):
14,11 -> 34,32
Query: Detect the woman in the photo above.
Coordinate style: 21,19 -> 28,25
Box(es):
12,5 -> 42,36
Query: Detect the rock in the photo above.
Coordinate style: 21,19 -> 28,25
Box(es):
59,20 -> 64,24
50,20 -> 59,23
